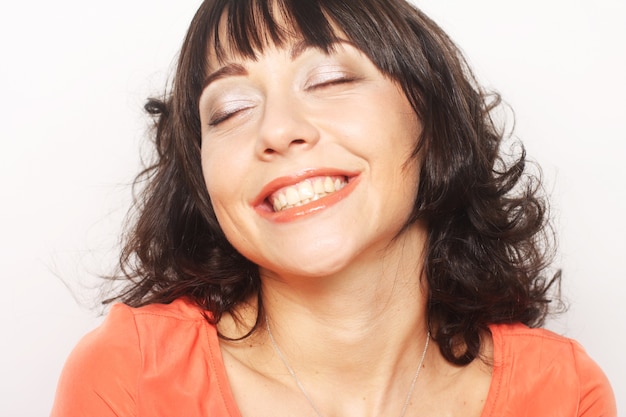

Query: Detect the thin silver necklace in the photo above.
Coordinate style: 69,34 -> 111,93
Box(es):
266,320 -> 430,417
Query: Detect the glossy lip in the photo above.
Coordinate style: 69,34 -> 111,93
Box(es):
253,168 -> 360,223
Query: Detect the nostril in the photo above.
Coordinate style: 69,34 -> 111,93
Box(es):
291,139 -> 306,145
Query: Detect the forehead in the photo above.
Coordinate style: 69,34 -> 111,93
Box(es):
202,39 -> 359,93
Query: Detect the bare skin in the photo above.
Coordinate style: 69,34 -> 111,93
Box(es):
216,225 -> 493,417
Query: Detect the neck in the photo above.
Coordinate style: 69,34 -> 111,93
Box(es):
266,317 -> 431,417
261,225 -> 430,413
261,263 -> 427,367
219,223 -> 435,416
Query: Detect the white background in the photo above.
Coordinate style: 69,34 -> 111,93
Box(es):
1,1 -> 624,415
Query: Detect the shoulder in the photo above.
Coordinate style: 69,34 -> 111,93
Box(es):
485,323 -> 616,416
121,297 -> 212,343
51,298 -> 222,417
125,296 -> 210,321
491,322 -> 580,362
68,298 -> 211,366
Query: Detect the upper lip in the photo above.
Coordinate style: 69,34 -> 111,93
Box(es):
252,168 -> 358,208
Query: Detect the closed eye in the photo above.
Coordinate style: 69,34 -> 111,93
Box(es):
208,103 -> 253,127
306,73 -> 360,92
209,109 -> 240,126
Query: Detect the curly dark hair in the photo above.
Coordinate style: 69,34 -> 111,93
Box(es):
108,0 -> 561,366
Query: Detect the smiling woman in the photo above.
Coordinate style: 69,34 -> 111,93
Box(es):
50,1 -> 616,416
201,41 -> 421,276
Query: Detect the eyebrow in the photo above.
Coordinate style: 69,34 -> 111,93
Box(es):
201,63 -> 248,90
201,39 -> 353,90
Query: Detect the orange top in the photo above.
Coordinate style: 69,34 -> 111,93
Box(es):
51,298 -> 616,416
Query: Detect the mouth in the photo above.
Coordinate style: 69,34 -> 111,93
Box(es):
253,170 -> 359,221
269,175 -> 348,212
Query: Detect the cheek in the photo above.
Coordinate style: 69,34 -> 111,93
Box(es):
201,135 -> 245,192
200,145 -> 237,224
200,143 -> 255,240
201,161 -> 247,254
200,149 -> 219,200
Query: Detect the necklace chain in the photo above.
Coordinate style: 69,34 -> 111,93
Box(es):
266,320 -> 430,417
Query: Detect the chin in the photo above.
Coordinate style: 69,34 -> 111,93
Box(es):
262,243 -> 359,279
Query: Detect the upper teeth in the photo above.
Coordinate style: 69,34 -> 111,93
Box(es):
270,176 -> 347,212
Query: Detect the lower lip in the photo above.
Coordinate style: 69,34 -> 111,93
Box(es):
255,176 -> 360,223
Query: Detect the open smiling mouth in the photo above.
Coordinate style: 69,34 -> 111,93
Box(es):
269,175 -> 348,212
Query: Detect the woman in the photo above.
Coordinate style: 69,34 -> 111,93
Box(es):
51,0 -> 616,416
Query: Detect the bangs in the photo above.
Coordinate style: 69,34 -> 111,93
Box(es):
189,0 -> 437,120
209,0 -> 340,63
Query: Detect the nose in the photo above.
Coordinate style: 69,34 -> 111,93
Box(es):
255,92 -> 320,160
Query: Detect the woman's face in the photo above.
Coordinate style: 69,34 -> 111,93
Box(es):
199,39 -> 422,278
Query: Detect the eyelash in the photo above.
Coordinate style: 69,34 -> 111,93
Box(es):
208,104 -> 253,127
307,75 -> 358,91
209,110 -> 242,126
